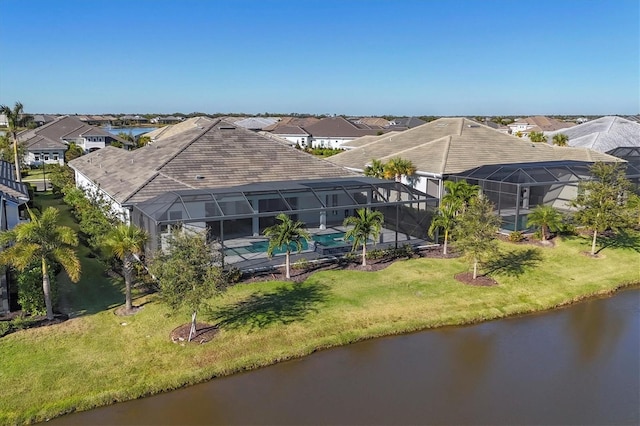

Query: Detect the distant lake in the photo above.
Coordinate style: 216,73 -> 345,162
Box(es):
106,126 -> 158,137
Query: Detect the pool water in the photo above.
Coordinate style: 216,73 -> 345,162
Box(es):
225,232 -> 352,256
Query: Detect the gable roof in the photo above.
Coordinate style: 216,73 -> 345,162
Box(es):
69,119 -> 357,205
546,116 -> 640,153
327,117 -> 621,176
302,116 -> 379,138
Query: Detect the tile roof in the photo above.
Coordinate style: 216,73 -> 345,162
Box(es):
302,116 -> 379,138
263,117 -> 320,131
69,119 -> 356,205
233,117 -> 278,130
546,116 -> 640,153
17,115 -> 128,145
22,135 -> 68,150
513,116 -> 575,132
144,116 -> 216,141
327,117 -> 622,176
270,125 -> 309,136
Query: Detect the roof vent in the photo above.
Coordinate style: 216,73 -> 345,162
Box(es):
219,126 -> 236,130
195,175 -> 205,180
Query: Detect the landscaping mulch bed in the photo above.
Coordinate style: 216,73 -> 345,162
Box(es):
170,322 -> 219,344
454,272 -> 498,287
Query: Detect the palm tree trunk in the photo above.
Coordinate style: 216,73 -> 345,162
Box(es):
41,257 -> 53,320
591,229 -> 598,256
472,259 -> 478,280
443,230 -> 448,255
541,225 -> 547,241
188,311 -> 197,342
285,251 -> 291,279
124,255 -> 133,312
362,243 -> 367,266
12,132 -> 22,182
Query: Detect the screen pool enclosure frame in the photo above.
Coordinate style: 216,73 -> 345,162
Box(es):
130,176 -> 438,257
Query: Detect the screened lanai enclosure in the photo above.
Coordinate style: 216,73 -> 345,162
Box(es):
131,177 -> 438,268
448,160 -> 640,232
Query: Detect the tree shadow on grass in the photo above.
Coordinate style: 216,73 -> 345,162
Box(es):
595,229 -> 640,254
208,281 -> 329,331
484,248 -> 544,277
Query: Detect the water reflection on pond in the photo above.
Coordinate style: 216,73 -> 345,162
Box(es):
50,288 -> 639,425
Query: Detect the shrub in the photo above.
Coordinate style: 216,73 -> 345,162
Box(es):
292,258 -> 310,270
0,321 -> 11,337
224,266 -> 243,283
366,248 -> 386,260
11,315 -> 36,330
17,265 -> 57,316
508,231 -> 525,242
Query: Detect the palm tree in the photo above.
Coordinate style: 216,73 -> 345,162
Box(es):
364,159 -> 385,178
529,131 -> 548,143
0,207 -> 80,320
552,133 -> 569,147
102,224 -> 148,313
526,205 -> 563,241
0,102 -> 29,182
383,157 -> 416,182
343,208 -> 384,266
428,201 -> 457,255
442,180 -> 479,214
264,214 -> 310,279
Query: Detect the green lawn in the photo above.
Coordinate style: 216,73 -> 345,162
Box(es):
1,195 -> 639,424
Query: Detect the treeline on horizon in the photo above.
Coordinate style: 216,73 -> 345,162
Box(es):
14,111 -> 614,123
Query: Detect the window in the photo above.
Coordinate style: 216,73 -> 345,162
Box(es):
53,154 -> 59,160
34,155 -> 40,161
44,154 -> 50,161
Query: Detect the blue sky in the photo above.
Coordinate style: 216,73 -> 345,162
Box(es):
0,0 -> 638,116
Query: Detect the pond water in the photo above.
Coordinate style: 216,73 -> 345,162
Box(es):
48,288 -> 640,425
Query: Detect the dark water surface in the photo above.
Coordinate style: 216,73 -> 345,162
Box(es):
49,289 -> 640,425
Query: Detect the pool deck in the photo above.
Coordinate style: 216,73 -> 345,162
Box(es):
222,226 -> 432,273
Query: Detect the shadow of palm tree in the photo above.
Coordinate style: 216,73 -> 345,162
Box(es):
596,229 -> 640,254
484,248 -> 544,277
208,281 -> 329,331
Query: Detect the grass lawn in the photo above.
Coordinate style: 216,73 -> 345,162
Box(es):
1,194 -> 639,424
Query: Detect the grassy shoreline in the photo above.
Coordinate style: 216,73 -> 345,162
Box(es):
1,198 -> 639,424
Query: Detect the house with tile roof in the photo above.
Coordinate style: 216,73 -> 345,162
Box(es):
150,116 -> 184,125
328,117 -> 629,231
295,116 -> 380,149
16,115 -> 130,166
68,118 -> 359,222
546,116 -> 640,184
69,118 -> 432,259
269,125 -> 311,147
0,160 -> 30,314
508,115 -> 574,137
